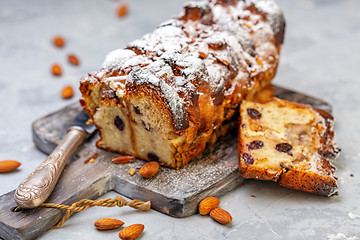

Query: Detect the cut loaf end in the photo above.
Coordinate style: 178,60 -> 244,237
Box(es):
238,98 -> 340,196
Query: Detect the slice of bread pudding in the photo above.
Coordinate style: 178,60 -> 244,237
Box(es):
238,98 -> 339,196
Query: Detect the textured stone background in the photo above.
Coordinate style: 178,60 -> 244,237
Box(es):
0,0 -> 359,239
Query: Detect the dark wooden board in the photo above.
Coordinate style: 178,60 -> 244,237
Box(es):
0,85 -> 332,240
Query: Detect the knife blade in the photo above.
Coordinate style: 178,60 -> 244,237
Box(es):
14,110 -> 96,209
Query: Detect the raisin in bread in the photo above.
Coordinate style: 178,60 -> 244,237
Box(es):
80,0 -> 285,169
238,98 -> 340,196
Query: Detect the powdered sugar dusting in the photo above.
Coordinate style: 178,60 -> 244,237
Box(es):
348,212 -> 360,219
159,80 -> 187,130
252,0 -> 286,45
184,0 -> 211,10
85,0 -> 283,130
206,62 -> 225,99
101,49 -> 136,71
128,25 -> 190,57
325,233 -> 358,240
126,60 -> 189,130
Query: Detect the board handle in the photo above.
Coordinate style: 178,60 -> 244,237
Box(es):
14,127 -> 86,209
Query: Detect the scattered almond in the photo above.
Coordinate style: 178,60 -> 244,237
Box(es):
61,85 -> 74,99
68,54 -> 80,66
138,161 -> 159,178
84,152 -> 98,164
210,208 -> 232,225
118,224 -> 144,240
94,218 -> 124,230
117,4 -> 128,18
53,36 -> 65,48
0,160 -> 21,173
51,63 -> 62,76
198,197 -> 220,215
112,155 -> 135,164
128,168 -> 136,176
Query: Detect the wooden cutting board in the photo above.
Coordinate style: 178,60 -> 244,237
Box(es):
0,85 -> 332,240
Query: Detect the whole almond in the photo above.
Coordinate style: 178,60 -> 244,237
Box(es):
118,224 -> 144,240
198,197 -> 220,215
61,85 -> 74,99
112,155 -> 135,164
53,36 -> 65,48
0,160 -> 21,173
94,218 -> 124,230
51,63 -> 62,76
117,4 -> 128,18
139,161 -> 159,178
68,54 -> 80,66
210,208 -> 232,225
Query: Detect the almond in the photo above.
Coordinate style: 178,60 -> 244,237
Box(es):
53,36 -> 65,48
210,208 -> 232,225
51,63 -> 62,76
118,224 -> 144,240
0,160 -> 21,173
68,54 -> 80,66
198,197 -> 220,215
61,85 -> 74,99
94,218 -> 124,230
112,155 -> 135,164
117,4 -> 128,18
138,161 -> 159,178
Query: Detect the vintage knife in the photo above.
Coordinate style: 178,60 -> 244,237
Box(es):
14,110 -> 96,209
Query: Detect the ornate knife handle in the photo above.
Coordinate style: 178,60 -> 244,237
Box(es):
14,127 -> 86,209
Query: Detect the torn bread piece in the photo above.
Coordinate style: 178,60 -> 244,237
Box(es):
238,97 -> 340,196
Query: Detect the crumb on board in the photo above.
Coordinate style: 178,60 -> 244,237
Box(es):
128,168 -> 136,176
84,152 -> 98,164
86,119 -> 94,125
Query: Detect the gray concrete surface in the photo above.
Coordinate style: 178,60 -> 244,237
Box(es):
0,0 -> 359,239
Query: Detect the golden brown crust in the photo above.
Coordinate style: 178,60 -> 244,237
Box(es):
278,166 -> 337,197
238,98 -> 339,196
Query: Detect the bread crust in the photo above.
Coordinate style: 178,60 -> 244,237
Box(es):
238,98 -> 339,196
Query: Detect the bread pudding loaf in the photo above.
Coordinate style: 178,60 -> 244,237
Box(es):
238,98 -> 339,196
80,0 -> 285,169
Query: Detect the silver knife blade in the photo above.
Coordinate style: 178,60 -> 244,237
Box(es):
70,110 -> 96,136
32,109 -> 96,155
